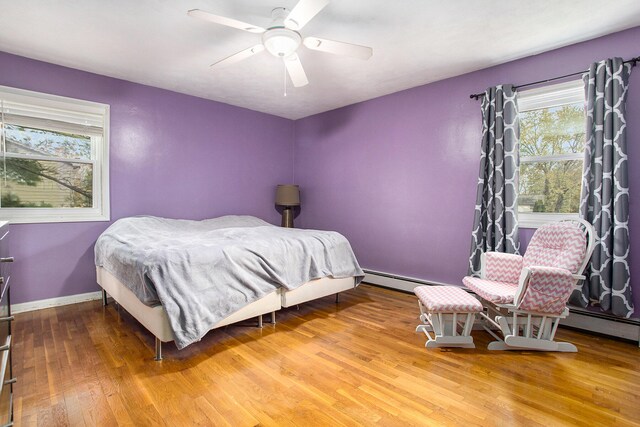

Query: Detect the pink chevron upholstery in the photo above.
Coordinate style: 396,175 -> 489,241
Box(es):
414,286 -> 483,313
517,266 -> 575,315
523,222 -> 587,274
484,252 -> 523,283
463,221 -> 588,314
462,277 -> 518,304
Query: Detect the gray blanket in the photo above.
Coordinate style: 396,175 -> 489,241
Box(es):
95,215 -> 364,349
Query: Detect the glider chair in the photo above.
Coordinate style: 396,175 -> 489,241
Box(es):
463,219 -> 595,352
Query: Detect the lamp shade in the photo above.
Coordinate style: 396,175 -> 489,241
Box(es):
275,184 -> 300,206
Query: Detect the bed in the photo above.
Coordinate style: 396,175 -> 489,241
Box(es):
94,215 -> 363,360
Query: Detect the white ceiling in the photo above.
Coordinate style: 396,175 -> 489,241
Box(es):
1,1 -> 639,120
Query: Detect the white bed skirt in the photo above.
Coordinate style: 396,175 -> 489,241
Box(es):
281,276 -> 356,307
96,267 -> 356,343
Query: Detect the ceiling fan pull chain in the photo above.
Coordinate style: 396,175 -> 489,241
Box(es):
283,59 -> 288,97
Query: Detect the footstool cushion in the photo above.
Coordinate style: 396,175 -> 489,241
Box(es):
414,286 -> 483,313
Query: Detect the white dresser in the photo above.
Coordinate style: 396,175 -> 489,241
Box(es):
0,221 -> 14,426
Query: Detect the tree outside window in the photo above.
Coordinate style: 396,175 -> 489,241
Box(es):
0,85 -> 109,223
517,80 -> 585,227
2,124 -> 93,208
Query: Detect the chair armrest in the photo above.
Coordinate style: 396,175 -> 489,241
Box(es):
514,266 -> 576,315
481,252 -> 523,283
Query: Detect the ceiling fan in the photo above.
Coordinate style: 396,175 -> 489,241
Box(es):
188,0 -> 373,88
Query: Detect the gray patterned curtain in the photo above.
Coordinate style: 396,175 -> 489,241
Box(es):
468,85 -> 520,276
570,58 -> 634,317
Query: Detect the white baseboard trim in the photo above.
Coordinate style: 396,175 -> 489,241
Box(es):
363,268 -> 640,345
363,269 -> 452,293
12,291 -> 102,314
561,310 -> 640,344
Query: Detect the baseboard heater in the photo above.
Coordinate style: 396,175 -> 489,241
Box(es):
363,269 -> 640,345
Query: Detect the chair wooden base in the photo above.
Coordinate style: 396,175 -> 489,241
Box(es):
479,304 -> 577,352
487,338 -> 578,352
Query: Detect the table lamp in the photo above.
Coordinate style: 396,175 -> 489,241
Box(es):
275,184 -> 300,228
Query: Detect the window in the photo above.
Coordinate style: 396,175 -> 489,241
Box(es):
517,80 -> 585,228
0,86 -> 109,223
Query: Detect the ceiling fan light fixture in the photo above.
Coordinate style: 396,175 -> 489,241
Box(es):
262,28 -> 302,58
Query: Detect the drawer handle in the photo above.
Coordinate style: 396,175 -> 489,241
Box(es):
0,316 -> 13,323
0,257 -> 13,263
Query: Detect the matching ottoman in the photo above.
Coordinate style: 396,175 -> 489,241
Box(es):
414,285 -> 483,349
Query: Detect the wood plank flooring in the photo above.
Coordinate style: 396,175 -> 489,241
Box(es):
11,284 -> 640,426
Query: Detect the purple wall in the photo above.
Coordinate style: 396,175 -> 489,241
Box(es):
2,26 -> 639,312
0,51 -> 295,304
294,26 -> 640,315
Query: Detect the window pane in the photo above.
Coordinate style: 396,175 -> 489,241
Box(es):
519,160 -> 582,214
4,123 -> 92,161
520,102 -> 585,157
1,158 -> 92,208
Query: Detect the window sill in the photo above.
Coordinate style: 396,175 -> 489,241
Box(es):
518,213 -> 580,229
0,209 -> 110,224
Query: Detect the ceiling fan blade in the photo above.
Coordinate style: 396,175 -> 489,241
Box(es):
284,0 -> 330,30
210,44 -> 265,69
188,9 -> 265,34
303,37 -> 372,60
284,54 -> 309,87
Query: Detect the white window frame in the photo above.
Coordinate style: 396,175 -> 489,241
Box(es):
0,86 -> 110,224
517,79 -> 584,229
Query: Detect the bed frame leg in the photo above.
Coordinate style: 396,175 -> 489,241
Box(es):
335,293 -> 340,303
155,338 -> 162,361
101,289 -> 108,307
258,315 -> 263,328
270,311 -> 276,324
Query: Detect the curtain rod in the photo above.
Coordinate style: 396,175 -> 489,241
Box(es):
469,55 -> 640,100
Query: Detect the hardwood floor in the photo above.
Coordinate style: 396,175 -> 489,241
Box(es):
11,284 -> 640,426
